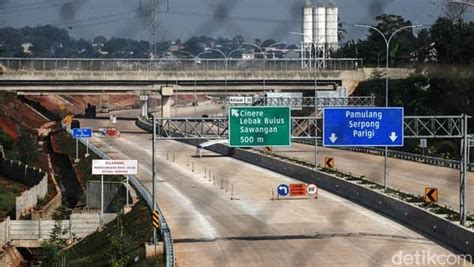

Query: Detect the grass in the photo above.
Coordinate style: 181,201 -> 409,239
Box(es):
66,201 -> 164,267
0,177 -> 27,219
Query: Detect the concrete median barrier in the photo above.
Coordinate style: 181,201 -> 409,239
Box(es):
179,139 -> 474,255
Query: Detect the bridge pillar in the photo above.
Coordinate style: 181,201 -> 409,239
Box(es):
139,95 -> 149,118
161,86 -> 174,119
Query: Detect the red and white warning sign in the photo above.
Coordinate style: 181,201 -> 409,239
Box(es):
289,184 -> 307,197
307,184 -> 318,195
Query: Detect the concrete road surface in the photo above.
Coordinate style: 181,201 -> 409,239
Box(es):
264,143 -> 474,214
78,118 -> 464,266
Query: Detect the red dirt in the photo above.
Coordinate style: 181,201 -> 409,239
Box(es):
28,95 -> 140,114
0,116 -> 18,139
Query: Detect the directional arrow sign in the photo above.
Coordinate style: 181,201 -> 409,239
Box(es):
323,107 -> 404,147
424,188 -> 438,203
277,184 -> 289,196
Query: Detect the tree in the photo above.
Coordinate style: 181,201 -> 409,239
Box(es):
0,128 -> 14,151
344,14 -> 417,66
261,39 -> 276,48
440,0 -> 473,22
107,214 -> 130,266
41,221 -> 70,266
430,18 -> 474,64
338,17 -> 347,41
17,128 -> 38,164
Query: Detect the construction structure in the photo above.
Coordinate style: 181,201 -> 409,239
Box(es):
301,1 -> 339,60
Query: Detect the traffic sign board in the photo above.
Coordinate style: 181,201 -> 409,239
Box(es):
229,96 -> 253,104
323,107 -> 404,147
92,160 -> 138,175
63,115 -> 73,125
307,184 -> 318,195
324,157 -> 335,168
289,184 -> 307,197
424,188 -> 438,203
72,128 -> 93,138
277,184 -> 289,196
420,139 -> 427,148
229,106 -> 291,147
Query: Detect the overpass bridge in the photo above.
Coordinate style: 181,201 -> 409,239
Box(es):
0,57 -> 414,94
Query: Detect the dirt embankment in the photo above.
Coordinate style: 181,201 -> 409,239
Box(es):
26,95 -> 141,115
0,93 -> 49,139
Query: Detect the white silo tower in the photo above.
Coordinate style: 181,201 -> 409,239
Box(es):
326,6 -> 339,52
313,5 -> 326,55
302,3 -> 314,58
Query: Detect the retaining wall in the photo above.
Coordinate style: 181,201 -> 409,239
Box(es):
2,212 -> 116,245
86,181 -> 123,211
0,158 -> 48,219
15,176 -> 47,219
180,139 -> 474,255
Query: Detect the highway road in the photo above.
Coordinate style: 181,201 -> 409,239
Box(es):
134,102 -> 474,215
79,118 -> 459,266
264,143 -> 474,214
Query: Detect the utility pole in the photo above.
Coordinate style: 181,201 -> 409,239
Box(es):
152,114 -> 157,247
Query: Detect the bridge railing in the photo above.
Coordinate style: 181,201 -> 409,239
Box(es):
244,96 -> 376,108
0,57 -> 363,72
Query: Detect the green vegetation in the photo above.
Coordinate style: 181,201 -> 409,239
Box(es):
337,14 -> 474,66
66,201 -> 164,267
354,65 -> 473,160
41,220 -> 71,266
18,128 -> 39,164
0,128 -> 19,160
0,177 -> 27,219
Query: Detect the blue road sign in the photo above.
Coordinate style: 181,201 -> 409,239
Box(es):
277,184 -> 289,196
72,128 -> 93,139
323,107 -> 404,147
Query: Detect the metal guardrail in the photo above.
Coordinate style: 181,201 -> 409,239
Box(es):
0,57 -> 363,72
64,127 -> 175,267
294,138 -> 473,171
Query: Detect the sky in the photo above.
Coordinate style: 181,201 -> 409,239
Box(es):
0,0 -> 473,43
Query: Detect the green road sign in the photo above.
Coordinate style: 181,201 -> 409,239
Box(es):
229,106 -> 291,147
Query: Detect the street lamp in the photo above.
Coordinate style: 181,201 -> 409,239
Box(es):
290,32 -> 325,169
242,42 -> 267,92
355,23 -> 422,191
449,0 -> 474,6
171,50 -> 195,58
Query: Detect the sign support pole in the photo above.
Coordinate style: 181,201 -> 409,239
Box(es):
75,138 -> 79,162
101,174 -> 104,228
85,138 -> 89,157
152,114 -> 157,250
384,146 -> 388,191
460,114 -> 468,226
126,176 -> 129,207
314,58 -> 318,169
